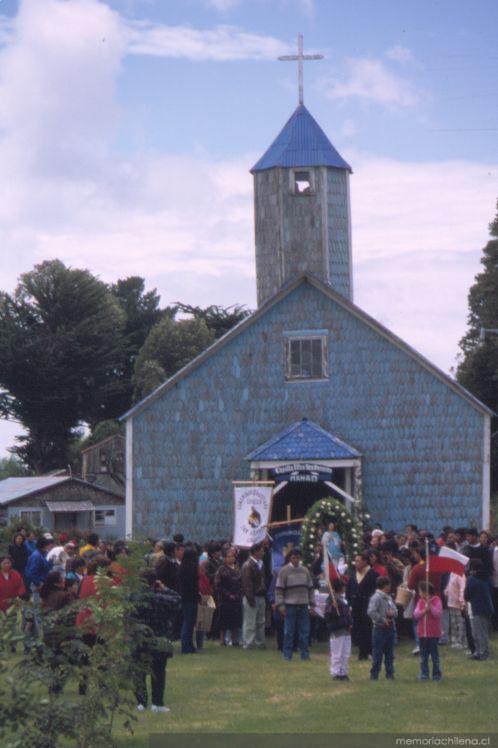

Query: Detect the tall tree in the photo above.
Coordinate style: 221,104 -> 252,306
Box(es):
457,201 -> 498,488
103,277 -> 170,418
174,302 -> 250,339
133,317 -> 214,401
0,456 -> 32,480
0,260 -> 125,472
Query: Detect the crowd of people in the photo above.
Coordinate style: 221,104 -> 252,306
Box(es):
0,521 -> 496,712
322,524 -> 496,682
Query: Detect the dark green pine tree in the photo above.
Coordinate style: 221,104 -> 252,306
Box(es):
103,276 -> 172,418
173,302 -> 251,339
0,260 -> 125,472
457,201 -> 498,488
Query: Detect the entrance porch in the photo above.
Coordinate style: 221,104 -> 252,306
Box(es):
246,419 -> 362,523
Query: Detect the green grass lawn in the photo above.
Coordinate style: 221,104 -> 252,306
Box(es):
113,634 -> 498,744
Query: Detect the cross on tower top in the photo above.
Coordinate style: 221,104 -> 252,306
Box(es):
278,34 -> 324,106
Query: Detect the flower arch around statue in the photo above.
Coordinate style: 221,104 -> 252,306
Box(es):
301,497 -> 369,568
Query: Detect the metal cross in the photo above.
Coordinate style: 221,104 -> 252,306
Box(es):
278,34 -> 323,106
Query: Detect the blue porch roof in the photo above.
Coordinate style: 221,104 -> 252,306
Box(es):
246,419 -> 361,461
250,104 -> 351,173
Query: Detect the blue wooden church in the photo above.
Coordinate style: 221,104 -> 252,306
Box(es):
122,100 -> 492,540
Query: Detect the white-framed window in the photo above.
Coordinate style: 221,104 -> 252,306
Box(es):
94,509 -> 117,527
285,334 -> 328,380
290,168 -> 315,195
20,510 -> 42,527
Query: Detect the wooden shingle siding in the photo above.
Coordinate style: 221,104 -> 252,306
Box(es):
131,281 -> 487,540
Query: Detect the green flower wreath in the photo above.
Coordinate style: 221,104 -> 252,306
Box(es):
301,497 -> 367,568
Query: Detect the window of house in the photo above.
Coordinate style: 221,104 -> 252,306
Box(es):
291,169 -> 314,195
286,335 -> 327,380
94,509 -> 117,527
20,510 -> 42,527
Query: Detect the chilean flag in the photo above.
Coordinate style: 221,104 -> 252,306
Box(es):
328,561 -> 340,582
427,546 -> 469,576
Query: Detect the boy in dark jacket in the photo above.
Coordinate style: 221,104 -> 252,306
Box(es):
325,578 -> 353,680
131,570 -> 182,713
464,560 -> 494,660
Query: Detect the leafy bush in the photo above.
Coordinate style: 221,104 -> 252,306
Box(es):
0,542 -> 154,747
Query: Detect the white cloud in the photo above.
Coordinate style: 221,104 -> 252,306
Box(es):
0,420 -> 25,459
202,0 -> 316,17
341,119 -> 358,138
321,57 -> 425,108
354,247 -> 479,374
204,0 -> 240,12
126,21 -> 289,60
0,0 -> 125,183
297,0 -> 316,19
349,153 -> 495,374
0,5 -> 291,63
386,45 -> 415,65
0,15 -> 14,45
349,154 -> 496,259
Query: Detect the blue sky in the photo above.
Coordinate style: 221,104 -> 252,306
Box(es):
113,0 -> 498,162
0,0 -> 497,454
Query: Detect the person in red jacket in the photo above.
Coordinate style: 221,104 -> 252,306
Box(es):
76,555 -> 113,630
0,555 -> 26,613
368,550 -> 388,577
413,581 -> 443,681
407,544 -> 444,655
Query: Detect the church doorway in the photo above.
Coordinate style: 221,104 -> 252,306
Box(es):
246,418 -> 362,526
270,468 -> 348,522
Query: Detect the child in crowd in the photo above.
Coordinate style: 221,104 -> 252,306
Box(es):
464,559 -> 494,660
444,569 -> 466,649
325,578 -> 353,681
367,576 -> 397,680
414,581 -> 442,681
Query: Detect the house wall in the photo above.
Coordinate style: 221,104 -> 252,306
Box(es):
131,281 -> 487,540
7,482 -> 125,539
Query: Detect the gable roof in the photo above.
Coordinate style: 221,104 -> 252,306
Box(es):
251,104 -> 352,173
81,433 -> 125,455
0,476 -> 124,507
246,419 -> 361,462
121,273 -> 493,421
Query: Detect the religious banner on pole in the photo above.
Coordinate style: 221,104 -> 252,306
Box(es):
232,482 -> 274,548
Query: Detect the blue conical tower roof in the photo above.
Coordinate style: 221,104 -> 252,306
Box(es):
251,104 -> 351,173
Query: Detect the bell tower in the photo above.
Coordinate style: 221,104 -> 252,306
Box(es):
250,37 -> 353,307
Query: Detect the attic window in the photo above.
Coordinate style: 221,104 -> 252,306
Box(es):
285,335 -> 328,380
292,169 -> 314,195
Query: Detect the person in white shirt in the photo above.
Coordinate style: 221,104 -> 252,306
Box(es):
46,542 -> 76,574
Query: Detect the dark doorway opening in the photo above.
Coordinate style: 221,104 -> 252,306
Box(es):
54,512 -> 78,531
270,470 -> 347,523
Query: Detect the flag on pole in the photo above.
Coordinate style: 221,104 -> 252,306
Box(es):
426,546 -> 469,576
328,560 -> 339,582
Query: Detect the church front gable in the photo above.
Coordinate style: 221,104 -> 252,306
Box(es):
129,279 -> 489,540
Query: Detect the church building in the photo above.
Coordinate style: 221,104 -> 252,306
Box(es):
122,93 -> 492,541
